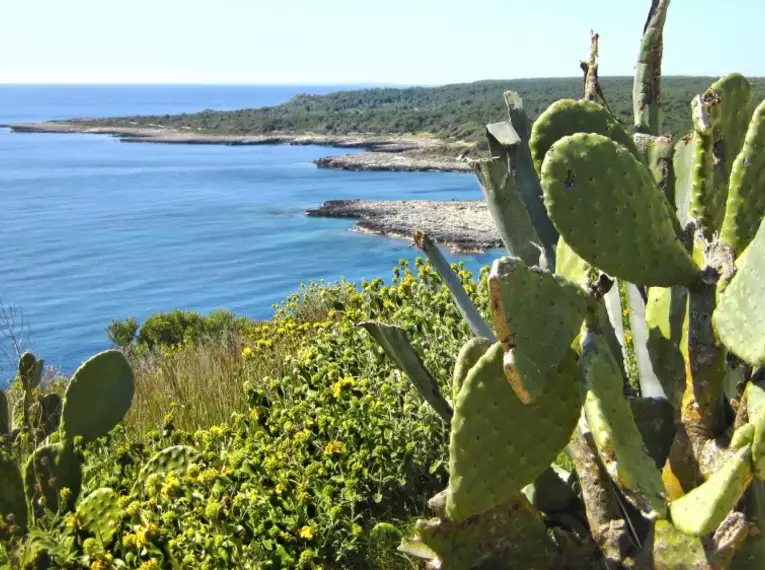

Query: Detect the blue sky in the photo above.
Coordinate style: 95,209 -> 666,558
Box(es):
1,0 -> 761,85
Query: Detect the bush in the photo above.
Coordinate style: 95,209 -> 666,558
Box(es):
2,260 -> 490,569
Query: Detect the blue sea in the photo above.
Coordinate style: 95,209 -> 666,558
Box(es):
0,85 -> 497,377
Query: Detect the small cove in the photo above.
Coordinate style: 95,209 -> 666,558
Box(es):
0,85 -> 499,375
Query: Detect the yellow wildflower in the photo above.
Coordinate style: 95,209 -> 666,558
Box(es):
323,440 -> 344,455
241,346 -> 254,359
299,525 -> 315,540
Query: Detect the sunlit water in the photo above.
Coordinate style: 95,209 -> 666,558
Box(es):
0,85 -> 498,376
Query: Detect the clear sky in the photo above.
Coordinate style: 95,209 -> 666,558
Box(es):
1,0 -> 761,85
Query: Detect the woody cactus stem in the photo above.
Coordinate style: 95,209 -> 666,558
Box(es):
633,0 -> 670,134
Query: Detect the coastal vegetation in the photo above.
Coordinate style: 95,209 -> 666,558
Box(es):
4,0 -> 765,568
84,76 -> 765,145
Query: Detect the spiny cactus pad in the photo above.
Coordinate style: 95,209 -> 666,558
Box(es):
361,322 -> 453,424
581,330 -> 668,519
24,443 -> 82,516
719,99 -> 765,255
669,446 -> 754,537
134,445 -> 200,495
0,390 -> 8,436
540,132 -> 698,287
713,219 -> 765,365
529,98 -> 639,174
76,487 -> 122,545
452,338 -> 492,401
61,349 -> 134,442
555,237 -> 591,287
18,352 -> 43,390
0,451 -> 27,534
688,92 -> 722,237
648,519 -> 721,570
39,393 -> 62,436
412,495 -> 557,570
488,256 -> 587,403
709,73 -> 755,179
447,343 -> 579,522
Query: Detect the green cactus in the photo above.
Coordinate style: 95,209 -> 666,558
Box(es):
0,451 -> 27,535
540,132 -> 697,286
669,446 -> 754,537
713,219 -> 765,366
18,352 -> 43,391
580,329 -> 668,518
133,445 -> 200,496
529,98 -> 639,174
61,349 -> 134,442
24,443 -> 82,516
634,133 -> 675,204
447,343 -> 579,522
632,0 -> 670,135
488,256 -> 588,403
452,337 -> 492,401
75,487 -> 122,545
355,1 -> 765,567
719,100 -> 765,256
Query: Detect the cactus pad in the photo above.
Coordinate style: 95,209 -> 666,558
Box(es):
529,98 -> 639,174
61,349 -> 134,442
0,390 -> 8,436
447,343 -> 579,522
452,338 -> 492,401
24,443 -> 82,516
669,446 -> 754,537
713,219 -> 765,365
555,237 -> 591,287
648,519 -> 721,570
709,73 -> 755,179
134,445 -> 200,495
540,132 -> 698,287
488,256 -> 587,403
76,487 -> 122,545
18,352 -> 43,390
0,451 -> 27,534
629,397 -> 676,469
719,99 -> 765,255
581,330 -> 668,519
360,322 -> 453,423
39,393 -> 62,436
410,494 -> 557,570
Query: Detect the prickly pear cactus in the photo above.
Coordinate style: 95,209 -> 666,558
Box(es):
18,352 -> 43,391
75,487 -> 122,545
447,343 -> 579,522
488,256 -> 588,403
352,1 -> 765,567
133,445 -> 200,495
24,443 -> 82,516
61,349 -> 134,442
0,451 -> 27,535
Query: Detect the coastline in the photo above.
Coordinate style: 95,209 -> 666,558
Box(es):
3,121 -> 474,173
305,199 -> 500,254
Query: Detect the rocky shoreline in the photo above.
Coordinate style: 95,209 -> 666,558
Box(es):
3,121 -> 474,173
305,199 -> 500,253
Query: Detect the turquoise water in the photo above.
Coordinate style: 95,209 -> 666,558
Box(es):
0,85 -> 497,376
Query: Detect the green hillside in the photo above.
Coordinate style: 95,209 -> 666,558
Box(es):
93,76 -> 765,143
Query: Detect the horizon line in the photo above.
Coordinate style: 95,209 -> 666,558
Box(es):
0,74 -> 746,88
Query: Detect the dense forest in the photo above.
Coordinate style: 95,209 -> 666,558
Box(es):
94,76 -> 765,144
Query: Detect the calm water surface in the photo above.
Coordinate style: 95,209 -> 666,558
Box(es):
0,85 -> 497,375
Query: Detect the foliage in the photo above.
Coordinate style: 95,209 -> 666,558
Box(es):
1,261 -> 501,568
79,77 -> 765,146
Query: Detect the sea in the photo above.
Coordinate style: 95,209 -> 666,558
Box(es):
0,84 -> 499,378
